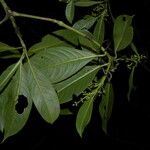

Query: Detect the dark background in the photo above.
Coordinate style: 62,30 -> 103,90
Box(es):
0,0 -> 150,149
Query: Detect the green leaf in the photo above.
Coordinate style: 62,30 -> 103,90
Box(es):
0,64 -> 32,141
28,34 -> 65,54
75,1 -> 102,7
0,42 -> 21,53
93,16 -> 105,46
65,0 -> 75,23
60,108 -> 72,115
0,53 -> 21,59
0,63 -> 20,92
25,63 -> 60,123
55,65 -> 101,104
79,30 -> 99,51
127,66 -> 136,101
76,99 -> 93,137
53,29 -> 78,46
99,82 -> 114,134
30,46 -> 98,83
113,15 -> 134,51
73,16 -> 97,30
28,29 -> 79,55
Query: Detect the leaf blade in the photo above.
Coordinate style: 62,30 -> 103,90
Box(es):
26,63 -> 60,123
30,46 -> 98,83
65,0 -> 75,23
93,15 -> 105,46
113,15 -> 134,52
127,66 -> 136,101
0,42 -> 21,53
55,65 -> 101,104
76,99 -> 93,137
28,29 -> 79,55
73,16 -> 97,30
99,82 -> 114,134
0,64 -> 32,141
75,1 -> 103,7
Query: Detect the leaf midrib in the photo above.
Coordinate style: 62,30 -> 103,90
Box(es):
29,63 -> 53,120
41,55 -> 97,69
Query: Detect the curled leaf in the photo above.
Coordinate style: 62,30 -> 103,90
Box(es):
127,66 -> 136,101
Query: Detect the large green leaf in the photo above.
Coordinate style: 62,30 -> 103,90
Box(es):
127,66 -> 136,101
99,82 -> 114,134
73,16 -> 97,30
0,42 -> 20,53
76,98 -> 93,137
0,64 -> 32,141
113,15 -> 133,51
28,29 -> 79,55
55,65 -> 101,104
65,0 -> 75,23
25,63 -> 60,123
75,1 -> 103,7
30,46 -> 98,83
93,15 -> 105,46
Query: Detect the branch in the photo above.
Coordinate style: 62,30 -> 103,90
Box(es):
0,0 -> 9,24
12,11 -> 108,54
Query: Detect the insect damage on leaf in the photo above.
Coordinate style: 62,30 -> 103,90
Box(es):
15,95 -> 28,114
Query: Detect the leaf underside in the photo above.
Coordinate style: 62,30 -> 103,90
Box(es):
30,46 -> 98,83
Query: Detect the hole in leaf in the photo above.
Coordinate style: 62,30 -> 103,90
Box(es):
15,95 -> 28,114
122,16 -> 126,21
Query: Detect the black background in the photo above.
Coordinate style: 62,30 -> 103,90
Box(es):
0,0 -> 150,149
